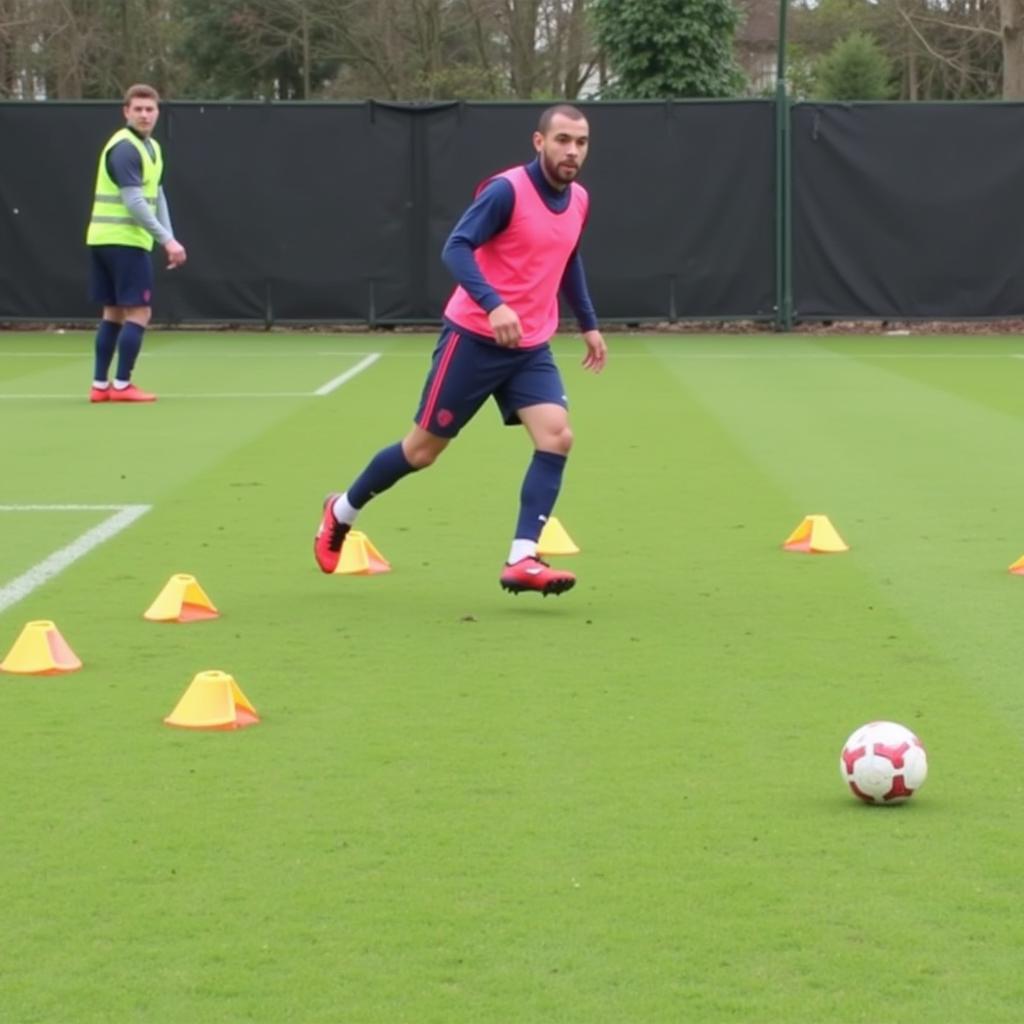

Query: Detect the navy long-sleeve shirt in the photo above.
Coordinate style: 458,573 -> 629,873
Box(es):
441,157 -> 598,333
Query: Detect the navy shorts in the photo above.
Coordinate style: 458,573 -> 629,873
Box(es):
88,244 -> 154,307
413,326 -> 568,438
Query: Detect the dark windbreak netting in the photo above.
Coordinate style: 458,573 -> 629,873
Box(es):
0,99 -> 776,324
791,101 -> 1024,320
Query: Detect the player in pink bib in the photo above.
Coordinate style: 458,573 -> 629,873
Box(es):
314,104 -> 607,596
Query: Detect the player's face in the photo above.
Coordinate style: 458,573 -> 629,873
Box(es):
123,98 -> 159,137
533,114 -> 589,189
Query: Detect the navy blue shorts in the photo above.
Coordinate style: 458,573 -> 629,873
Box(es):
413,326 -> 568,438
88,244 -> 154,307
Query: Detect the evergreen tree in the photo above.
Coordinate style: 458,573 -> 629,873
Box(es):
594,0 -> 745,98
814,30 -> 895,101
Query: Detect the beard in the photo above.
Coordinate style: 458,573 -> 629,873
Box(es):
541,151 -> 578,186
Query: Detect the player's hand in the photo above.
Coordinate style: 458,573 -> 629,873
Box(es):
164,239 -> 187,269
581,329 -> 607,373
488,303 -> 522,347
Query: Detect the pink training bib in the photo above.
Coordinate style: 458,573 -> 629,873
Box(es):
444,165 -> 589,348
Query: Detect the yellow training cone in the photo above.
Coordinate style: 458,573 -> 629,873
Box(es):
164,670 -> 259,730
0,620 -> 82,675
1009,555 -> 1024,575
537,516 -> 580,556
144,574 -> 219,622
783,515 -> 849,554
333,530 -> 391,575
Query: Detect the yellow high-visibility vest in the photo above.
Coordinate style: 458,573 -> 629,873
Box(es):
86,127 -> 164,250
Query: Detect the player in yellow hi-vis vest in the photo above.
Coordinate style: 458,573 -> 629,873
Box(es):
85,83 -> 187,403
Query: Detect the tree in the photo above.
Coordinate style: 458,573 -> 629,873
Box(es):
593,0 -> 745,98
792,0 -> 1023,100
1001,0 -> 1024,96
176,0 -> 344,99
891,0 -> 1002,99
174,0 -> 597,101
814,29 -> 894,99
0,0 -> 183,99
4,0 -> 595,102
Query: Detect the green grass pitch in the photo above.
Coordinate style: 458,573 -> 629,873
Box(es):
1,329 -> 1023,1022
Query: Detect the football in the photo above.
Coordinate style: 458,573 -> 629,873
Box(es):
839,721 -> 928,804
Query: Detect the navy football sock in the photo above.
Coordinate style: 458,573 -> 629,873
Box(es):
114,321 -> 146,382
515,450 -> 567,541
347,442 -> 418,508
92,319 -> 121,381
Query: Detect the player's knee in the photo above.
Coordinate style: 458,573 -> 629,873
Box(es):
403,438 -> 447,469
407,448 -> 438,469
126,307 -> 152,327
545,423 -> 573,455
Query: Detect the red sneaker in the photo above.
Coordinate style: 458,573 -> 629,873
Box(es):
314,493 -> 350,573
110,383 -> 157,402
500,557 -> 576,596
89,386 -> 110,403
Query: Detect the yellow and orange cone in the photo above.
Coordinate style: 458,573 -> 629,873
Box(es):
537,516 -> 580,556
0,620 -> 82,675
333,531 -> 390,575
164,670 -> 259,730
783,515 -> 849,554
144,574 -> 219,622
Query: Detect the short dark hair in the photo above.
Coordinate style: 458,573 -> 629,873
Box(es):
124,83 -> 160,105
537,103 -> 587,134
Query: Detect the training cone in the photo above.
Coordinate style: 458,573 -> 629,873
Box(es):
1009,555 -> 1024,575
537,516 -> 580,556
783,515 -> 849,554
164,670 -> 259,730
333,530 -> 391,575
144,573 -> 219,622
0,620 -> 82,675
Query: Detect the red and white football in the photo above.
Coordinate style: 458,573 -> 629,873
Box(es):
840,721 -> 928,804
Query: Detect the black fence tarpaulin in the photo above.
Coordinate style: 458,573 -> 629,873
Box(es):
791,101 -> 1024,320
8,98 -> 1022,326
0,99 -> 775,325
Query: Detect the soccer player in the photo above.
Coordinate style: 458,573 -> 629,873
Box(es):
85,83 -> 187,403
314,103 -> 607,596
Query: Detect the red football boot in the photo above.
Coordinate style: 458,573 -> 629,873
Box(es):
499,556 -> 576,596
109,383 -> 157,402
314,493 -> 350,574
89,386 -> 110,403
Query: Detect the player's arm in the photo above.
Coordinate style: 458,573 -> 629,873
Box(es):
560,248 -> 607,373
155,186 -> 186,268
441,179 -> 521,345
108,141 -> 185,267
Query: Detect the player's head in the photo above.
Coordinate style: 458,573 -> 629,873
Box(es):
534,104 -> 589,190
122,83 -> 160,137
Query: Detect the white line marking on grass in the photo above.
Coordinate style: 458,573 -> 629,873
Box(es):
2,350 -> 389,359
0,392 -> 313,400
315,353 -> 381,395
0,352 -> 382,400
0,504 -> 150,614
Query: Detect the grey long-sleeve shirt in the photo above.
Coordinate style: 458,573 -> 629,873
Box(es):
106,133 -> 174,245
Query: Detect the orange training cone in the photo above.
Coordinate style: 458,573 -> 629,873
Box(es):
144,573 -> 219,622
0,620 -> 83,675
537,516 -> 580,556
1009,555 -> 1024,575
164,670 -> 259,730
333,530 -> 391,575
783,515 -> 849,554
